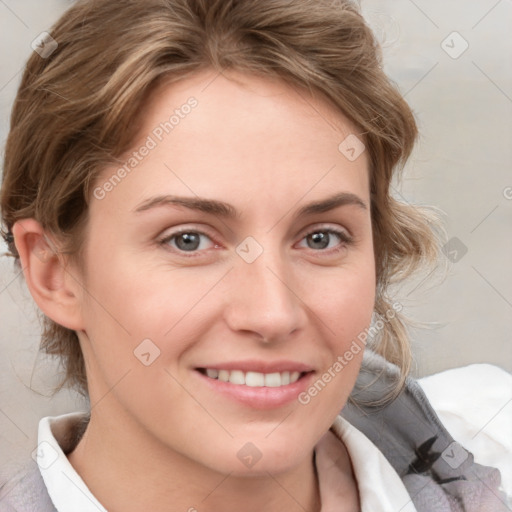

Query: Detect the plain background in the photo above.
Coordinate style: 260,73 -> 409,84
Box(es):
0,0 -> 511,474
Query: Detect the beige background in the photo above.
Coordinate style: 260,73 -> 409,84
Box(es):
1,0 -> 511,473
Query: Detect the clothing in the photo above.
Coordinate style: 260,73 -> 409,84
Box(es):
419,363 -> 512,500
0,350 -> 509,511
0,411 -> 417,512
341,351 -> 509,511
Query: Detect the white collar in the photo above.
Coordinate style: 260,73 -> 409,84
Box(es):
36,412 -> 107,512
37,412 -> 416,512
326,416 -> 417,512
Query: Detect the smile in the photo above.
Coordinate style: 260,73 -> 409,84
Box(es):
195,364 -> 315,409
200,368 -> 303,387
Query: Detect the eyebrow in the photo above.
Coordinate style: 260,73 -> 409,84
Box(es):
133,192 -> 367,218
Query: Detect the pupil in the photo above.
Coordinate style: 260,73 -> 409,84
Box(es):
177,233 -> 199,251
309,232 -> 328,249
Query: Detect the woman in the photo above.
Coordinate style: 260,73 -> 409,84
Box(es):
0,0 -> 506,510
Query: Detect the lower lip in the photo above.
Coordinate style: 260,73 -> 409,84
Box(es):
194,370 -> 314,409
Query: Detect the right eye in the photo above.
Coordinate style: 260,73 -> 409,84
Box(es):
158,229 -> 219,256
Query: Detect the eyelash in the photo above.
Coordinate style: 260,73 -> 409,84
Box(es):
157,225 -> 354,258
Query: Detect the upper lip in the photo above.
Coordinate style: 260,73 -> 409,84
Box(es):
195,360 -> 314,374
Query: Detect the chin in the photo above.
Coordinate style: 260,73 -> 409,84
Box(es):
213,434 -> 312,477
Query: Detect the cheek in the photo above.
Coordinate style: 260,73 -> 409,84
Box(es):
81,250 -> 199,335
304,260 -> 376,401
315,259 -> 376,345
77,252 -> 227,388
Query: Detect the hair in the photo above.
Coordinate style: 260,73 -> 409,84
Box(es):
1,0 -> 444,399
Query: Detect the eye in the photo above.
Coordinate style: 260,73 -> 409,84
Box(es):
158,225 -> 353,257
297,226 -> 353,254
158,229 -> 217,255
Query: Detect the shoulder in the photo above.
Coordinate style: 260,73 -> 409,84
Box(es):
0,460 -> 57,512
0,411 -> 89,512
342,350 -> 510,512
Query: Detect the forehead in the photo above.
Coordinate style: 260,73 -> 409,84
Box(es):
93,69 -> 370,217
140,69 -> 363,156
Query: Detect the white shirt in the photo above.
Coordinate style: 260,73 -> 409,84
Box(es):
36,412 -> 416,512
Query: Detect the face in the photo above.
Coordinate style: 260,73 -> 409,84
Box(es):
74,69 -> 376,476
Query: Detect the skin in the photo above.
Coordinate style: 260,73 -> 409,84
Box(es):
14,69 -> 375,511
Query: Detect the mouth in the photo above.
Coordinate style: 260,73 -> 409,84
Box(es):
197,368 -> 307,388
194,364 -> 315,409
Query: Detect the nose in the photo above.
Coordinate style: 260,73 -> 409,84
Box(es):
223,247 -> 307,344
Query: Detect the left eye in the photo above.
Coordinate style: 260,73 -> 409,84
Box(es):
298,228 -> 352,252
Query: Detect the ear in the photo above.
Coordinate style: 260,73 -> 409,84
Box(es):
12,219 -> 85,331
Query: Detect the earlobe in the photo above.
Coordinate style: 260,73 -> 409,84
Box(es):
12,219 -> 85,331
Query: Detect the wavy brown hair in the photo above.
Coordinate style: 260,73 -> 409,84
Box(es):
1,0 -> 444,397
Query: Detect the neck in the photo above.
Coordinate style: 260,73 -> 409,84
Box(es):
67,409 -> 321,512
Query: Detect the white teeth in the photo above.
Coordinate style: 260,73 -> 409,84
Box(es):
265,372 -> 282,387
218,370 -> 230,383
245,371 -> 265,387
229,370 -> 245,385
203,368 -> 303,387
290,371 -> 300,383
